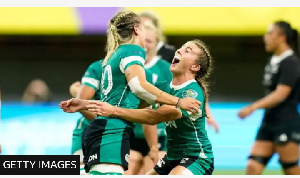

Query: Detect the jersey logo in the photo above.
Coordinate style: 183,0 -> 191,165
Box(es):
156,158 -> 165,168
125,154 -> 130,163
279,133 -> 287,142
88,154 -> 98,162
182,89 -> 198,99
165,121 -> 177,128
180,158 -> 189,164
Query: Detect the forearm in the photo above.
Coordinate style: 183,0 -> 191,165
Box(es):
112,105 -> 181,125
79,110 -> 97,120
112,107 -> 159,125
140,81 -> 179,105
250,91 -> 285,110
143,124 -> 158,148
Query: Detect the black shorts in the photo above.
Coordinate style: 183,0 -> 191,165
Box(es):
256,122 -> 300,145
154,155 -> 214,175
82,119 -> 134,173
130,136 -> 167,156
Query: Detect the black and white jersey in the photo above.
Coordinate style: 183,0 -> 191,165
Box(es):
262,49 -> 300,126
156,41 -> 176,63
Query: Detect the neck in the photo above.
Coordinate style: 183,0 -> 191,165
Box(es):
274,43 -> 291,56
172,72 -> 195,85
145,52 -> 157,64
124,36 -> 140,46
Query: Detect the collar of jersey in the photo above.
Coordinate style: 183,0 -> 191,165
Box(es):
270,49 -> 294,66
170,79 -> 197,90
144,56 -> 160,69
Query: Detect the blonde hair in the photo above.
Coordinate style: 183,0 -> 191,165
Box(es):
104,11 -> 141,65
138,10 -> 165,43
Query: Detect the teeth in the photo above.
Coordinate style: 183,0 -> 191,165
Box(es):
174,55 -> 181,60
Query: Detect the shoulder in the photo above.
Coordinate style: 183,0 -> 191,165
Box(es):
179,82 -> 205,104
281,55 -> 300,68
183,83 -> 203,99
89,59 -> 104,68
118,44 -> 146,57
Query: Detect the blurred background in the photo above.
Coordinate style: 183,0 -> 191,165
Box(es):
0,7 -> 300,174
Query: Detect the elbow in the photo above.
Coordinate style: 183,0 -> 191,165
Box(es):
129,81 -> 156,104
170,112 -> 182,121
160,112 -> 181,123
147,117 -> 159,125
275,93 -> 288,104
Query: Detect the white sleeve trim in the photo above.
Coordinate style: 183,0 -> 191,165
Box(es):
119,56 -> 145,73
81,77 -> 100,90
128,76 -> 156,104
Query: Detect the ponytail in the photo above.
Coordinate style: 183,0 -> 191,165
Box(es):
104,24 -> 119,64
192,39 -> 213,117
274,21 -> 299,56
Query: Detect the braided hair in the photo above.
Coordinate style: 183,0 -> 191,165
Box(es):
191,39 -> 213,110
104,11 -> 141,65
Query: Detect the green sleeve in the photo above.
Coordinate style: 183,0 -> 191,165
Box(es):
81,60 -> 103,91
120,45 -> 146,73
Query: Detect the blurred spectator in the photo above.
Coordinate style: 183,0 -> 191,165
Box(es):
69,81 -> 81,98
22,79 -> 51,103
139,10 -> 176,63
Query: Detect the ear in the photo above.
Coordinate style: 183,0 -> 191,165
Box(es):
191,64 -> 201,72
133,24 -> 139,36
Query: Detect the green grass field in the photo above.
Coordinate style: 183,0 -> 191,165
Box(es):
213,169 -> 282,175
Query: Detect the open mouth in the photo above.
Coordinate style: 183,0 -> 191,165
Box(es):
172,55 -> 181,65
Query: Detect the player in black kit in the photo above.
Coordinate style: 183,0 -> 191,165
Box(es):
238,21 -> 300,175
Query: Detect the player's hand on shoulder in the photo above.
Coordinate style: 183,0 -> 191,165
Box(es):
179,97 -> 201,114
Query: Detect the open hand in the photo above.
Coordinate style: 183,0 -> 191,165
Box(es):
60,98 -> 85,113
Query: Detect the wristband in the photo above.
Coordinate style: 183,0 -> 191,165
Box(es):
176,98 -> 181,108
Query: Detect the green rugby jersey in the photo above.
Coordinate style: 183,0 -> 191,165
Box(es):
98,44 -> 146,128
157,79 -> 213,159
134,56 -> 172,138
